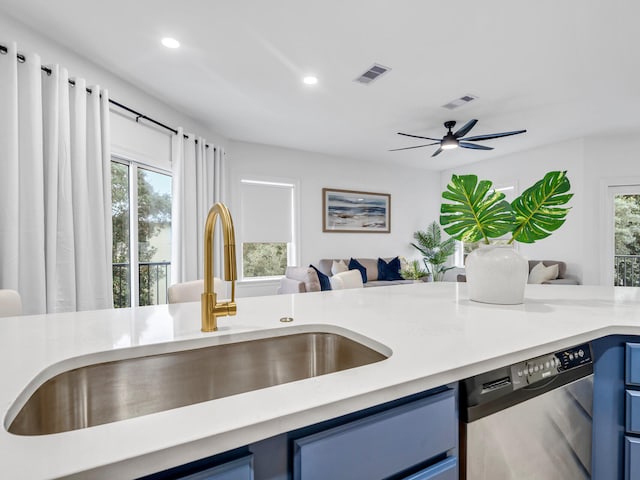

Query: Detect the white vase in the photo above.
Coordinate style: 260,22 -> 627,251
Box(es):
465,244 -> 529,304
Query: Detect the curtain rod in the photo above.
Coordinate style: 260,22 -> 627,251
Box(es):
0,43 -> 211,148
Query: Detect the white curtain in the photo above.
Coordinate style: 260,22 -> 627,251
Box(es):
0,42 -> 113,314
171,130 -> 227,284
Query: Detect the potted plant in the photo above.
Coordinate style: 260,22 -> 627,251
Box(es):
411,221 -> 456,281
440,170 -> 572,304
401,258 -> 431,282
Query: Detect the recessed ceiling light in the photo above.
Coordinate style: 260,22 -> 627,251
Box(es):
303,76 -> 318,85
161,37 -> 180,49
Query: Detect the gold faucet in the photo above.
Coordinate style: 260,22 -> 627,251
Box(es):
201,202 -> 237,332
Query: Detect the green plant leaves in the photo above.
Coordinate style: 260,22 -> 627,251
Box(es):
440,174 -> 516,243
440,171 -> 573,245
510,170 -> 573,243
411,221 -> 456,280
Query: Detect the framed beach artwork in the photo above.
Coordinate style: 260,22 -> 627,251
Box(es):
322,188 -> 391,233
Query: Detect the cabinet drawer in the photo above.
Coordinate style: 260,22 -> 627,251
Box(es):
626,437 -> 640,480
180,455 -> 253,480
402,456 -> 457,480
626,343 -> 640,386
627,390 -> 640,434
293,389 -> 456,480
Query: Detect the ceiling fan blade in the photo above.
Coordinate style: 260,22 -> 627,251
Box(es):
431,147 -> 444,157
459,142 -> 494,151
397,132 -> 442,142
454,119 -> 478,138
461,129 -> 527,142
389,143 -> 439,152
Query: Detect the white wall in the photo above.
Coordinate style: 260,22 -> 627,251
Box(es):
228,141 -> 441,295
111,111 -> 173,170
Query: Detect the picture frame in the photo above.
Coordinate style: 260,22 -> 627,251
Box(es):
322,188 -> 391,233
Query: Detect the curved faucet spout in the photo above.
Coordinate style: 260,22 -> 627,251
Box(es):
201,203 -> 237,332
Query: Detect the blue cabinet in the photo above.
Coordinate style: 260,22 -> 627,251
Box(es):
142,387 -> 457,480
592,335 -> 640,480
402,456 -> 457,480
293,388 -> 456,480
626,437 -> 640,480
179,456 -> 253,480
627,343 -> 640,480
626,390 -> 640,434
626,343 -> 640,386
141,453 -> 253,480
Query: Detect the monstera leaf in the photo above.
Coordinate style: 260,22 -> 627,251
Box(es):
440,174 -> 516,244
510,170 -> 572,243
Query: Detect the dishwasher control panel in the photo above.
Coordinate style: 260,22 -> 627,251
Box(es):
510,343 -> 592,389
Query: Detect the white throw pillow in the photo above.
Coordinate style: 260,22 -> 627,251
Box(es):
331,259 -> 348,275
330,270 -> 364,290
528,262 -> 559,284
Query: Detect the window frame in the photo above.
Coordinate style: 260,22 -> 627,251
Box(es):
111,154 -> 173,306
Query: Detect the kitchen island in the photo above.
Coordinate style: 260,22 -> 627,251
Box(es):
2,282 -> 640,479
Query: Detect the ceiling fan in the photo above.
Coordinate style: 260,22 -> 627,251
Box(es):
390,119 -> 527,157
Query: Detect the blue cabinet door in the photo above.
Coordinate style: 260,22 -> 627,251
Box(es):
627,390 -> 640,434
626,437 -> 640,480
179,455 -> 253,480
293,389 -> 456,480
626,343 -> 640,386
402,456 -> 457,480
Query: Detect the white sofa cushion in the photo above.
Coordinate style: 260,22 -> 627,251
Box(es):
285,266 -> 321,293
331,259 -> 349,275
329,270 -> 364,290
528,262 -> 559,284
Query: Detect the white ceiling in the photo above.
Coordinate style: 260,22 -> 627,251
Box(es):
1,0 -> 639,170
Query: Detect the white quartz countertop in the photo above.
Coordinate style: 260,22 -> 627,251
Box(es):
3,282 -> 640,479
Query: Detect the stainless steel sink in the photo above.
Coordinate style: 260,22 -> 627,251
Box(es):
8,331 -> 388,435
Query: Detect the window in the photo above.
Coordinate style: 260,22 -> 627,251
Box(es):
454,184 -> 517,267
111,158 -> 172,307
609,186 -> 640,286
239,179 -> 297,279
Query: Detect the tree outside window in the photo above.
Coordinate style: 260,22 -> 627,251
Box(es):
614,194 -> 640,286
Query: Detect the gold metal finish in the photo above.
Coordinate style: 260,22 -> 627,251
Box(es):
202,202 -> 237,332
8,332 -> 388,435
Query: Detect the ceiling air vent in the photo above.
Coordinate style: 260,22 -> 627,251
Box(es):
354,64 -> 391,85
442,94 -> 478,110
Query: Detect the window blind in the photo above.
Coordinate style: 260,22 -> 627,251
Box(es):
240,181 -> 293,243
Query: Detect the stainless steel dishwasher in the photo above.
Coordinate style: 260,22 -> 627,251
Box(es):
460,342 -> 594,480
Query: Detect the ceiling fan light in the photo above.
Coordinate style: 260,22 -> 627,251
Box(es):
161,37 -> 180,49
441,137 -> 459,150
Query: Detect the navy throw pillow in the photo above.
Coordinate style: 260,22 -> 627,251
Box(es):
377,257 -> 403,281
309,264 -> 332,291
348,258 -> 368,283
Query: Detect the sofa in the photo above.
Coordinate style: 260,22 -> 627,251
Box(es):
456,260 -> 579,285
277,266 -> 321,294
317,258 -> 414,287
276,257 -> 414,294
